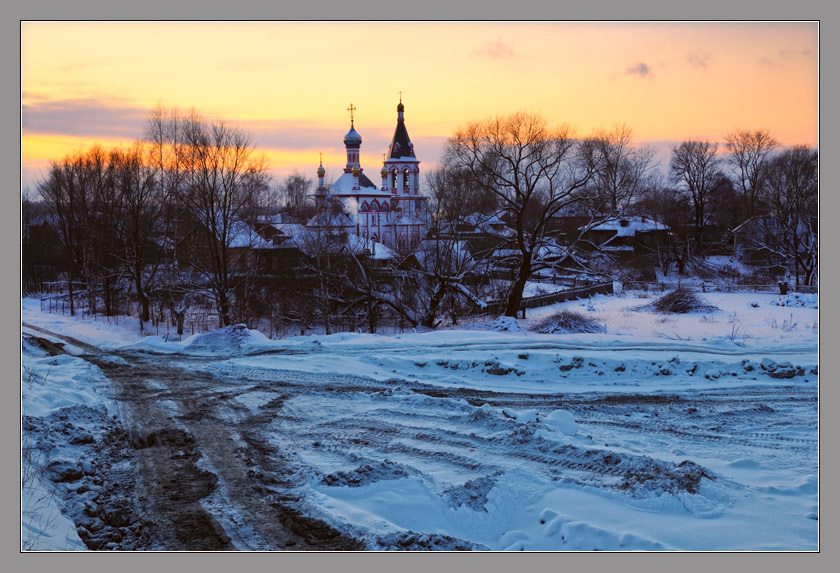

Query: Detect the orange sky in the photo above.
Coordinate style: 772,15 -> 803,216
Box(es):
21,22 -> 818,188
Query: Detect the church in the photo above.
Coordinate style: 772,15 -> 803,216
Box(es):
310,99 -> 428,252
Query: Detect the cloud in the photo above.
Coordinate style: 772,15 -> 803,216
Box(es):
626,62 -> 651,78
686,49 -> 712,69
779,49 -> 813,58
473,40 -> 516,60
22,98 -> 150,138
758,49 -> 813,69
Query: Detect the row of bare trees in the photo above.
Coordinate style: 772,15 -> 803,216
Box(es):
27,108 -> 818,329
36,106 -> 271,327
433,116 -> 817,315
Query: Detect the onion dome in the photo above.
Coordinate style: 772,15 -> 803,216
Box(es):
344,125 -> 362,146
380,165 -> 388,177
317,156 -> 326,177
397,101 -> 404,113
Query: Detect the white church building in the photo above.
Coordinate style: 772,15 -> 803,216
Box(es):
310,100 -> 428,252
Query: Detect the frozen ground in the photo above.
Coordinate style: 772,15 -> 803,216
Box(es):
21,290 -> 819,551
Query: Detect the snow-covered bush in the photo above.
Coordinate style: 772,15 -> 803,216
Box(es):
644,289 -> 718,314
487,316 -> 525,333
533,310 -> 605,334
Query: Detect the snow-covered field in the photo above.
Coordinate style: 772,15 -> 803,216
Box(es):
21,290 -> 819,551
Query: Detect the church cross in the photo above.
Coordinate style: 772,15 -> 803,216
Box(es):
347,103 -> 356,125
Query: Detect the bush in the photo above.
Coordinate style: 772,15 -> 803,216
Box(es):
644,289 -> 718,314
533,310 -> 606,334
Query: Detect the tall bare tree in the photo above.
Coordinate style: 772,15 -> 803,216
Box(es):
109,144 -> 165,323
764,146 -> 819,286
669,139 -> 723,246
177,111 -> 270,326
725,129 -> 779,218
281,171 -> 314,219
587,123 -> 656,213
443,112 -> 598,317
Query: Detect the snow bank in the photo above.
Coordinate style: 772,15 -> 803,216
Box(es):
22,349 -> 115,419
182,324 -> 271,354
770,293 -> 818,309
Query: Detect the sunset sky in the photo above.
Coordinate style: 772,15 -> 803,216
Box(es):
21,22 -> 818,189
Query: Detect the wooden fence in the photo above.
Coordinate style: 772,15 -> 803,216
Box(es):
621,281 -> 818,294
480,281 -> 614,318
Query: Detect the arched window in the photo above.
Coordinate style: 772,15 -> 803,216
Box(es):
371,234 -> 379,243
371,200 -> 379,212
359,202 -> 369,212
381,202 -> 389,212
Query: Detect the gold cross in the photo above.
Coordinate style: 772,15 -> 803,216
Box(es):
347,103 -> 356,125
399,91 -> 402,103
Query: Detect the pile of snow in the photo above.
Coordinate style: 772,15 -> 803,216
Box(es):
22,346 -> 115,419
770,293 -> 818,309
543,409 -> 577,436
182,324 -> 270,354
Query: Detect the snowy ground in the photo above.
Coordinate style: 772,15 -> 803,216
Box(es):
21,290 -> 819,551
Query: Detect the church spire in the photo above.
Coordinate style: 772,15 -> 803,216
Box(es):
387,96 -> 414,160
343,103 -> 363,172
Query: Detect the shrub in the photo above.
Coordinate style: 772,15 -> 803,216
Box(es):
533,310 -> 606,334
644,289 -> 719,314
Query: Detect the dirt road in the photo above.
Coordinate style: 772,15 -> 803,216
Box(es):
22,322 -> 818,550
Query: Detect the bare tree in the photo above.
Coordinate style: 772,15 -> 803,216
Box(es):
37,148 -> 108,315
177,111 -> 270,326
281,171 -> 314,219
443,112 -> 599,317
669,139 -> 723,247
764,146 -> 819,286
109,144 -> 165,323
587,123 -> 656,213
725,129 -> 778,218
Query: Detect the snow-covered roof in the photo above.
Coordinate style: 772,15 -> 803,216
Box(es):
289,228 -> 394,260
346,234 -> 396,260
329,171 -> 386,196
273,223 -> 307,237
227,221 -> 271,249
307,210 -> 355,228
584,216 -> 669,237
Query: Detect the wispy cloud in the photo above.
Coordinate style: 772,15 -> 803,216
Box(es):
757,56 -> 781,67
778,48 -> 814,59
686,49 -> 712,69
758,48 -> 814,68
626,62 -> 651,78
22,98 -> 150,138
473,39 -> 516,60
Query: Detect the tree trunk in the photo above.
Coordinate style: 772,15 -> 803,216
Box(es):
218,291 -> 232,327
421,285 -> 447,328
67,276 -> 76,317
505,256 -> 531,318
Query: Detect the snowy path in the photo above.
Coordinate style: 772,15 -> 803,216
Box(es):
21,292 -> 819,551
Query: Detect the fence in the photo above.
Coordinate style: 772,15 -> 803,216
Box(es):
479,281 -> 614,318
621,281 -> 818,294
